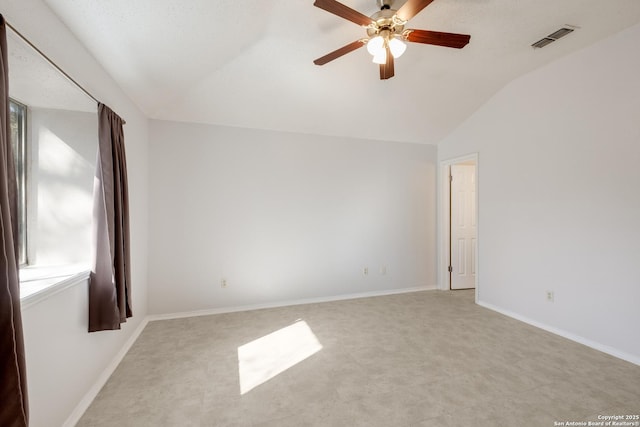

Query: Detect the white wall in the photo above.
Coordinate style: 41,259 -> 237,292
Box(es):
149,121 -> 437,314
438,23 -> 640,362
29,108 -> 97,266
2,1 -> 150,426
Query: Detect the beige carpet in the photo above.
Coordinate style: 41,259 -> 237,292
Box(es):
77,290 -> 640,426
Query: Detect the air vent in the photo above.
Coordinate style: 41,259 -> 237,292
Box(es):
532,26 -> 575,48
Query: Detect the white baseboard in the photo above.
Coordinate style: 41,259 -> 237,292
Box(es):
62,317 -> 150,427
477,300 -> 640,367
148,285 -> 436,322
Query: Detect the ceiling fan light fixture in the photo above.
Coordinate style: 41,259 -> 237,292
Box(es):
388,36 -> 406,58
366,35 -> 385,55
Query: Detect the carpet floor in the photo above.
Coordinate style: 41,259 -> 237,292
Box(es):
77,290 -> 640,426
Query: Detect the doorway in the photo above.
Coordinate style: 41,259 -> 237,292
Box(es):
440,154 -> 478,296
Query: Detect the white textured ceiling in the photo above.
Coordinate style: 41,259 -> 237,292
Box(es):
43,0 -> 640,144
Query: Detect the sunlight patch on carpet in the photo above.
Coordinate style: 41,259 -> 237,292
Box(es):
237,320 -> 322,394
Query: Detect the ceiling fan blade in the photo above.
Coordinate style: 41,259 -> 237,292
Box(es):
396,0 -> 436,22
313,0 -> 374,26
379,45 -> 394,80
404,29 -> 470,48
313,40 -> 366,65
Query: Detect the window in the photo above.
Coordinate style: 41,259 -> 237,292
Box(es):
9,100 -> 98,270
9,99 -> 27,265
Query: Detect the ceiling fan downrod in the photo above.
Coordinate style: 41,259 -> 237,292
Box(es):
378,0 -> 393,10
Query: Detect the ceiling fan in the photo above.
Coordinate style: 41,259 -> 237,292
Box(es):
313,0 -> 471,79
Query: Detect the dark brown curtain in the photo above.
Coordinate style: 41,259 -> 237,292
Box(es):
0,14 -> 29,427
89,103 -> 132,332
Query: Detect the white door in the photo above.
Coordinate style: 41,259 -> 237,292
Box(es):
450,164 -> 476,290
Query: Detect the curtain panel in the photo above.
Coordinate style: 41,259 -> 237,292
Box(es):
89,103 -> 132,332
0,14 -> 29,427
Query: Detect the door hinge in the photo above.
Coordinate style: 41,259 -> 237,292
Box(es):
449,174 -> 453,182
448,265 -> 453,273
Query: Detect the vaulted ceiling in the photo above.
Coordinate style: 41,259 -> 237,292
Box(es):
43,0 -> 640,144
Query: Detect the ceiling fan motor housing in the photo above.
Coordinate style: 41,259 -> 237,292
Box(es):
367,9 -> 405,37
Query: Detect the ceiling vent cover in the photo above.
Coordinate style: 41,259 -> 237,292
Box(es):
532,26 -> 575,48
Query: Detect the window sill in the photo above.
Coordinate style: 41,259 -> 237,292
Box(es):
20,265 -> 91,309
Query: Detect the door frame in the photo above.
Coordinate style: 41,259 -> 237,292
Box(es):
438,153 -> 479,302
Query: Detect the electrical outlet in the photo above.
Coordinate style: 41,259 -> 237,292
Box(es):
380,265 -> 387,275
363,267 -> 369,276
546,291 -> 554,302
221,279 -> 228,288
